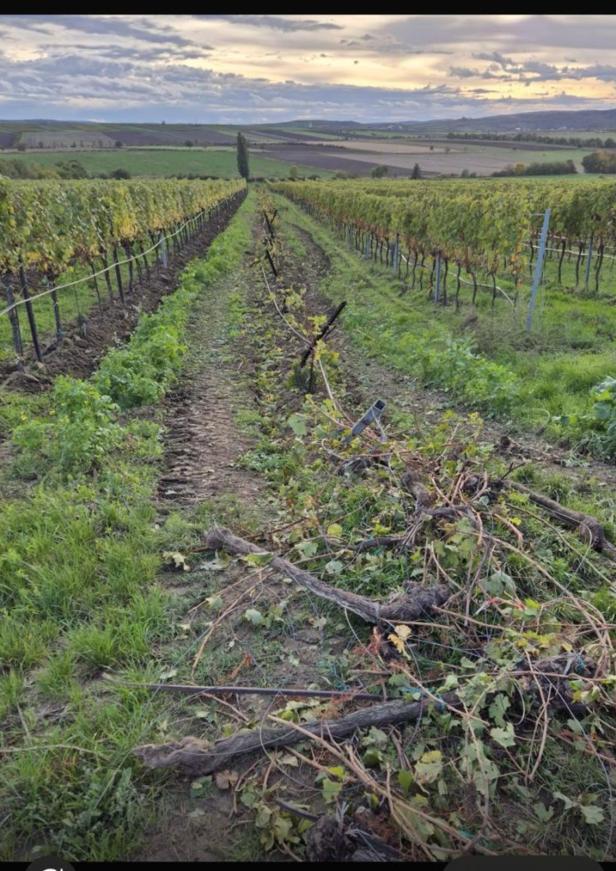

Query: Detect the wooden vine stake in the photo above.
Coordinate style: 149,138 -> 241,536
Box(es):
265,246 -> 278,277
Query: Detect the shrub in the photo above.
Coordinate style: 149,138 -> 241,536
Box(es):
586,376 -> 616,455
370,165 -> 389,178
12,377 -> 122,477
582,150 -> 616,174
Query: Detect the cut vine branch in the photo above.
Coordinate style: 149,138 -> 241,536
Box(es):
506,481 -> 616,561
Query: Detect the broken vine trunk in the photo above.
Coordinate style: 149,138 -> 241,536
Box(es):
134,692 -> 460,777
203,525 -> 450,623
133,655 -> 594,779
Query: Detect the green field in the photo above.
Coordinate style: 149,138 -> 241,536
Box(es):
0,148 -> 332,179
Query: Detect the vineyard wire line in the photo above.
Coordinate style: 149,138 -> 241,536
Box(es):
0,203 -> 215,321
259,263 -> 312,348
398,252 -> 515,306
531,244 -> 616,261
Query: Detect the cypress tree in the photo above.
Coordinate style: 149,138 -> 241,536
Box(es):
237,133 -> 250,180
411,163 -> 421,180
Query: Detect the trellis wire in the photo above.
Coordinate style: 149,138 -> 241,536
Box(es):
0,205 -> 210,321
531,244 -> 616,262
0,188 -> 251,368
397,253 -> 517,306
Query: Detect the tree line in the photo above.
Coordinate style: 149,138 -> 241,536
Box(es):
0,158 -> 131,180
492,159 -> 577,177
446,131 -> 616,148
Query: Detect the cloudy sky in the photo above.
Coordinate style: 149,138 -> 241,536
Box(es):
0,14 -> 615,123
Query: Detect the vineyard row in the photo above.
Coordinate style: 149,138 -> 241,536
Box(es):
272,178 -> 616,290
0,178 -> 246,363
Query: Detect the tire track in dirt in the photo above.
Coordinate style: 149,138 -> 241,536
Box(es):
140,210 -> 267,862
157,350 -> 262,508
156,285 -> 262,510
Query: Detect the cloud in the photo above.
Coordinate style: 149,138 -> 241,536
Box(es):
40,43 -> 213,63
0,16 -> 56,34
450,54 -> 616,86
376,14 -> 616,52
472,51 -> 516,67
0,49 -> 499,121
5,15 -> 197,47
0,15 -> 615,123
57,15 -> 196,46
449,66 -> 480,79
201,15 -> 342,32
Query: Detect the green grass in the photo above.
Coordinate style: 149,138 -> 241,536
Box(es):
0,191 -> 257,860
0,148 -> 333,179
468,145 -> 591,163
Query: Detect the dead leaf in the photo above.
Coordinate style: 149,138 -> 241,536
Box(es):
279,753 -> 299,767
215,769 -> 239,790
162,550 -> 191,571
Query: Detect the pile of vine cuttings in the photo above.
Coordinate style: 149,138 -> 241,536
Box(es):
136,192 -> 616,863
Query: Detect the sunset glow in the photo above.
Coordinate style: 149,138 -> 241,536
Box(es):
0,14 -> 614,122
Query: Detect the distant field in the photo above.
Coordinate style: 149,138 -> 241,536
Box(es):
0,139 -> 598,181
261,145 -> 419,177
541,129 -> 616,140
264,139 -> 594,177
0,147 -> 333,179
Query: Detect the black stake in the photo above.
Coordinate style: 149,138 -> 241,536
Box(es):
112,244 -> 125,303
263,210 -> 275,239
3,278 -> 24,359
87,260 -> 103,312
46,271 -> 63,339
18,263 -> 42,362
300,301 -> 347,368
265,246 -> 278,277
101,252 -> 114,302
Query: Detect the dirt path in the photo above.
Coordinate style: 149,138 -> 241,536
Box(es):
157,276 -> 262,509
137,212 -> 270,862
137,203 -> 358,862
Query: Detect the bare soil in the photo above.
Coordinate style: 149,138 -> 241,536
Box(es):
260,145 -> 421,177
261,141 -> 588,178
157,275 -> 262,510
